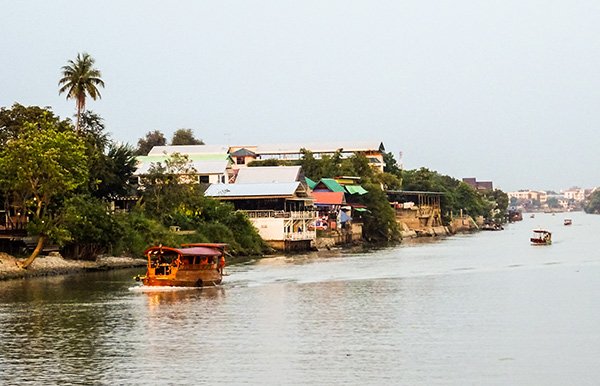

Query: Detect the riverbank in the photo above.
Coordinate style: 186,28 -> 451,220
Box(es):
0,252 -> 145,281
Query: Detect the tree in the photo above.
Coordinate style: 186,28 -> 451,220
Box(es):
136,130 -> 167,155
78,111 -> 137,198
584,190 -> 600,214
0,103 -> 72,146
0,118 -> 88,268
383,151 -> 402,177
171,128 -> 204,145
58,53 -> 104,131
140,153 -> 198,218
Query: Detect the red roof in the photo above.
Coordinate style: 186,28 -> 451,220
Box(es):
145,246 -> 222,256
311,191 -> 345,205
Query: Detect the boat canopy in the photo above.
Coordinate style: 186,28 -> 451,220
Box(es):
532,229 -> 551,234
145,246 -> 222,257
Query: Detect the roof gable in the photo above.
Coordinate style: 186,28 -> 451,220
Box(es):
313,178 -> 345,193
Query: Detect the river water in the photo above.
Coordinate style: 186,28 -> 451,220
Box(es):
1,212 -> 600,385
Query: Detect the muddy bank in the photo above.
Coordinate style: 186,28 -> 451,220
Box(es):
0,252 -> 146,281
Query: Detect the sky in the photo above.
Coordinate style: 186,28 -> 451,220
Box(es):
2,0 -> 600,192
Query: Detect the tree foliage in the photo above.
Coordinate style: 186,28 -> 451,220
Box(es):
584,190 -> 600,214
402,167 -> 508,223
0,117 -> 89,267
136,130 -> 167,155
0,103 -> 71,146
58,52 -> 104,130
171,128 -> 204,145
76,111 -> 137,198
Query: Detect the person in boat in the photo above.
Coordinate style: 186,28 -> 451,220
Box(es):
218,255 -> 226,274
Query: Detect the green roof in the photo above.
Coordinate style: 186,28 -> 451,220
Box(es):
345,185 -> 368,195
305,177 -> 317,189
315,178 -> 345,193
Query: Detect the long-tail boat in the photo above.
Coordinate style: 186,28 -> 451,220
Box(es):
135,243 -> 227,287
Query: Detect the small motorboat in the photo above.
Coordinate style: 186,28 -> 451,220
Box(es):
530,229 -> 552,245
564,219 -> 572,226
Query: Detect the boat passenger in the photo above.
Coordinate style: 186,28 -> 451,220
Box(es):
218,256 -> 225,273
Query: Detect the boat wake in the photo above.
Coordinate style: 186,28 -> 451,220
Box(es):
128,285 -> 203,292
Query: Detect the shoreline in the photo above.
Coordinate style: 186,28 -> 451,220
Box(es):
0,252 -> 145,281
0,228 -> 480,281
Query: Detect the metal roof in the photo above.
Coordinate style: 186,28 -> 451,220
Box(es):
148,144 -> 229,155
134,160 -> 229,175
145,246 -> 222,256
254,141 -> 385,154
313,178 -> 345,193
204,182 -> 302,198
235,166 -> 301,184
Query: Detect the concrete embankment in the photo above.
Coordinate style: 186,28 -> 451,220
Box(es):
0,252 -> 145,281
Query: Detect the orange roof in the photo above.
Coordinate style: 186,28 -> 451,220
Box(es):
311,191 -> 345,205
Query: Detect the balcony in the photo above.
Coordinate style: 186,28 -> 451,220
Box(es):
244,210 -> 317,220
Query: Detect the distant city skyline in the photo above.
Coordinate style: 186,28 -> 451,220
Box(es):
2,1 -> 599,192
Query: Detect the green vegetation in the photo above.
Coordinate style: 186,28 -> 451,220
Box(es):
402,167 -> 509,223
0,112 -> 89,267
58,52 -> 104,131
171,128 -> 204,145
584,190 -> 600,214
0,104 -> 266,267
296,149 -> 400,242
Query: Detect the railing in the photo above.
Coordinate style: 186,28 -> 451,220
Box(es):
244,210 -> 318,220
284,231 -> 316,240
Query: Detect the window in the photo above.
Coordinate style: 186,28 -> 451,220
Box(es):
236,157 -> 245,165
199,175 -> 209,183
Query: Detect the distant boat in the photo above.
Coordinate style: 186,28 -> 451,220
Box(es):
531,229 -> 552,245
564,219 -> 572,226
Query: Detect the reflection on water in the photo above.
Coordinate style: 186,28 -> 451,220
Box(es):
1,212 -> 600,384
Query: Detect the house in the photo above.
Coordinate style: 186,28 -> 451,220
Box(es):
229,141 -> 386,171
462,178 -> 493,191
134,145 -> 234,185
133,155 -> 232,185
204,181 -> 316,251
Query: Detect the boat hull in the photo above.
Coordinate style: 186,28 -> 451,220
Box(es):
142,269 -> 222,287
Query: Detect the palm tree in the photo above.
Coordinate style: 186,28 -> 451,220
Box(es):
58,52 -> 105,131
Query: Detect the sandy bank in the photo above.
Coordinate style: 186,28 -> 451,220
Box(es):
0,252 -> 146,281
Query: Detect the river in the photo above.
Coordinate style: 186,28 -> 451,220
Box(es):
1,211 -> 599,385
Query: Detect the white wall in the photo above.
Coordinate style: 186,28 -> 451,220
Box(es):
250,218 -> 285,240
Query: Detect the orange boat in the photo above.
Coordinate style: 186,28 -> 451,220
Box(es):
136,243 -> 227,287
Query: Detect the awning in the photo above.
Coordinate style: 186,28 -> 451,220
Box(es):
345,185 -> 368,195
311,191 -> 345,205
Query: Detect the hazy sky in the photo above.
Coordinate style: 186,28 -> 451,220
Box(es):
2,1 -> 599,192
